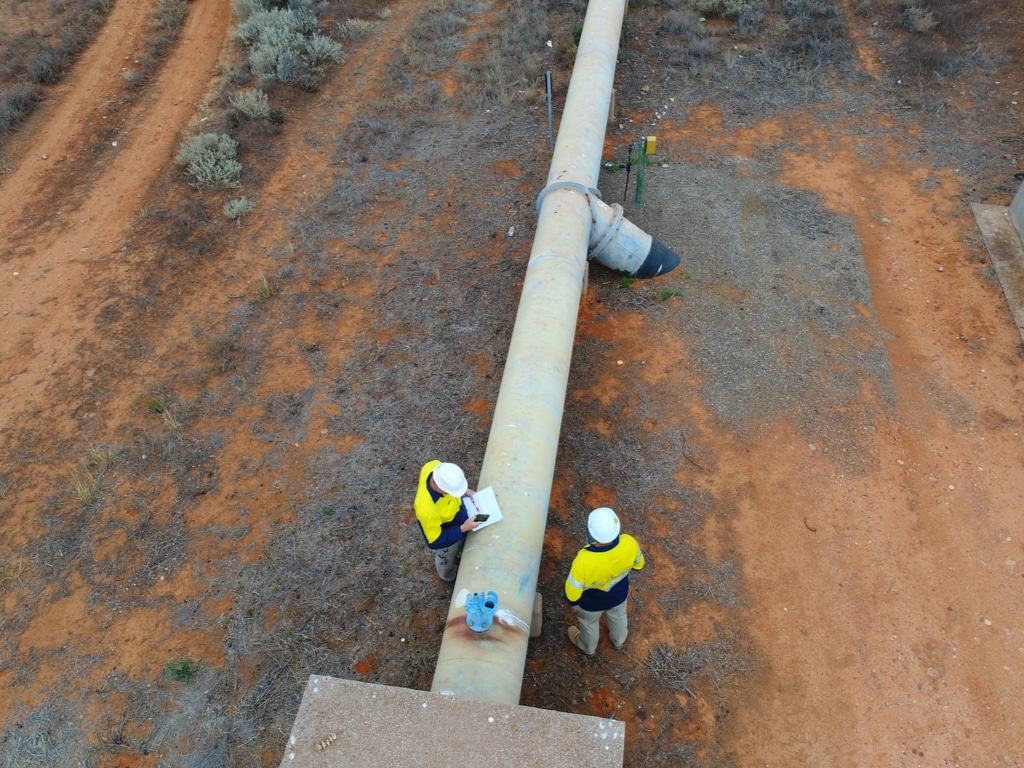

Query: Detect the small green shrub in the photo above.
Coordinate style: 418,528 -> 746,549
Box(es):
153,0 -> 188,31
140,397 -> 166,413
415,11 -> 468,40
67,442 -> 121,507
662,8 -> 706,38
234,0 -> 267,22
255,275 -> 278,303
901,5 -> 937,33
86,444 -> 122,475
688,0 -> 753,19
175,133 -> 242,189
235,8 -> 319,46
0,85 -> 42,134
336,18 -> 374,40
57,5 -> 107,53
236,9 -> 312,82
234,6 -> 341,88
0,555 -> 26,591
729,0 -> 766,39
165,657 -> 201,684
689,37 -> 723,59
273,36 -> 343,89
224,196 -> 256,223
229,88 -> 271,120
304,35 -> 344,72
28,46 -> 72,85
71,468 -> 101,506
725,0 -> 754,16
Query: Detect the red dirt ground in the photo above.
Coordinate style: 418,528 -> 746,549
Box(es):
1,0 -> 1023,766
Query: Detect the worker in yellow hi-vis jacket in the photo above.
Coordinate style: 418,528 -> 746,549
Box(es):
414,460 -> 481,587
563,507 -> 645,656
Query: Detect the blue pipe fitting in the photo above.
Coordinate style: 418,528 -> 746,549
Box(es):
465,591 -> 499,633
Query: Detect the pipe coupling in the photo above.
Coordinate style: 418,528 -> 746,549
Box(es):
588,197 -> 681,279
533,181 -> 680,279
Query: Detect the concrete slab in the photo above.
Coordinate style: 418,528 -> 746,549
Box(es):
971,201 -> 1024,343
278,676 -> 626,768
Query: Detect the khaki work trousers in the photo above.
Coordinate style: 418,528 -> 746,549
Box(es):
433,538 -> 464,584
573,600 -> 628,655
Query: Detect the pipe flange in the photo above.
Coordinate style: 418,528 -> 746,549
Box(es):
535,181 -> 602,222
587,201 -> 624,261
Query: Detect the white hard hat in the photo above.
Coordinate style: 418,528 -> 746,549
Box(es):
433,462 -> 468,497
588,507 -> 620,543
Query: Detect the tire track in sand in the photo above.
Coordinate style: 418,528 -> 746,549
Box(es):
0,0 -> 233,423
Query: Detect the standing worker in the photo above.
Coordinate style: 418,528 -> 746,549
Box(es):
414,460 -> 481,587
564,507 -> 645,655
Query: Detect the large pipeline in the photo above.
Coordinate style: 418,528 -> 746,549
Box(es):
430,0 -> 679,704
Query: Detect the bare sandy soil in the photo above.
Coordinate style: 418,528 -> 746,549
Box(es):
1,0 -> 1022,766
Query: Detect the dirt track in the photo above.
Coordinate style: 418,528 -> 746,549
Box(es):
1,0 -> 1023,766
0,0 -> 231,426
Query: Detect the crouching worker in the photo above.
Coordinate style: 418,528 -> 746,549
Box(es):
564,507 -> 645,656
414,460 -> 481,587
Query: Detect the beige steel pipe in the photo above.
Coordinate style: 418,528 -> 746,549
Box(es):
430,0 -> 630,705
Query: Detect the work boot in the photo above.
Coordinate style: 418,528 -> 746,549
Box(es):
567,627 -> 593,656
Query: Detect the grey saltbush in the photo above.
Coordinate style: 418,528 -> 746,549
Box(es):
688,0 -> 753,19
175,133 -> 242,189
304,35 -> 343,71
235,8 -> 319,46
233,6 -> 342,87
229,88 -> 271,120
335,18 -> 374,41
223,196 -> 256,223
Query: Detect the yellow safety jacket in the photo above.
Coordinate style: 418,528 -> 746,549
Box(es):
564,534 -> 645,611
414,460 -> 466,549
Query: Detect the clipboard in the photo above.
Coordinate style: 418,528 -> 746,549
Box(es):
462,486 -> 503,530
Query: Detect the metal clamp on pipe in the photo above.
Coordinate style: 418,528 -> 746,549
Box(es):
535,180 -> 602,221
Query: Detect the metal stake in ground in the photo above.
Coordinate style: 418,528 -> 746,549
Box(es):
623,142 -> 635,201
546,71 -> 554,155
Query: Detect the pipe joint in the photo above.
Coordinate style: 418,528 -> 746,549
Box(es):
533,183 -> 681,279
526,250 -> 587,275
588,201 -> 625,259
587,197 -> 680,279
